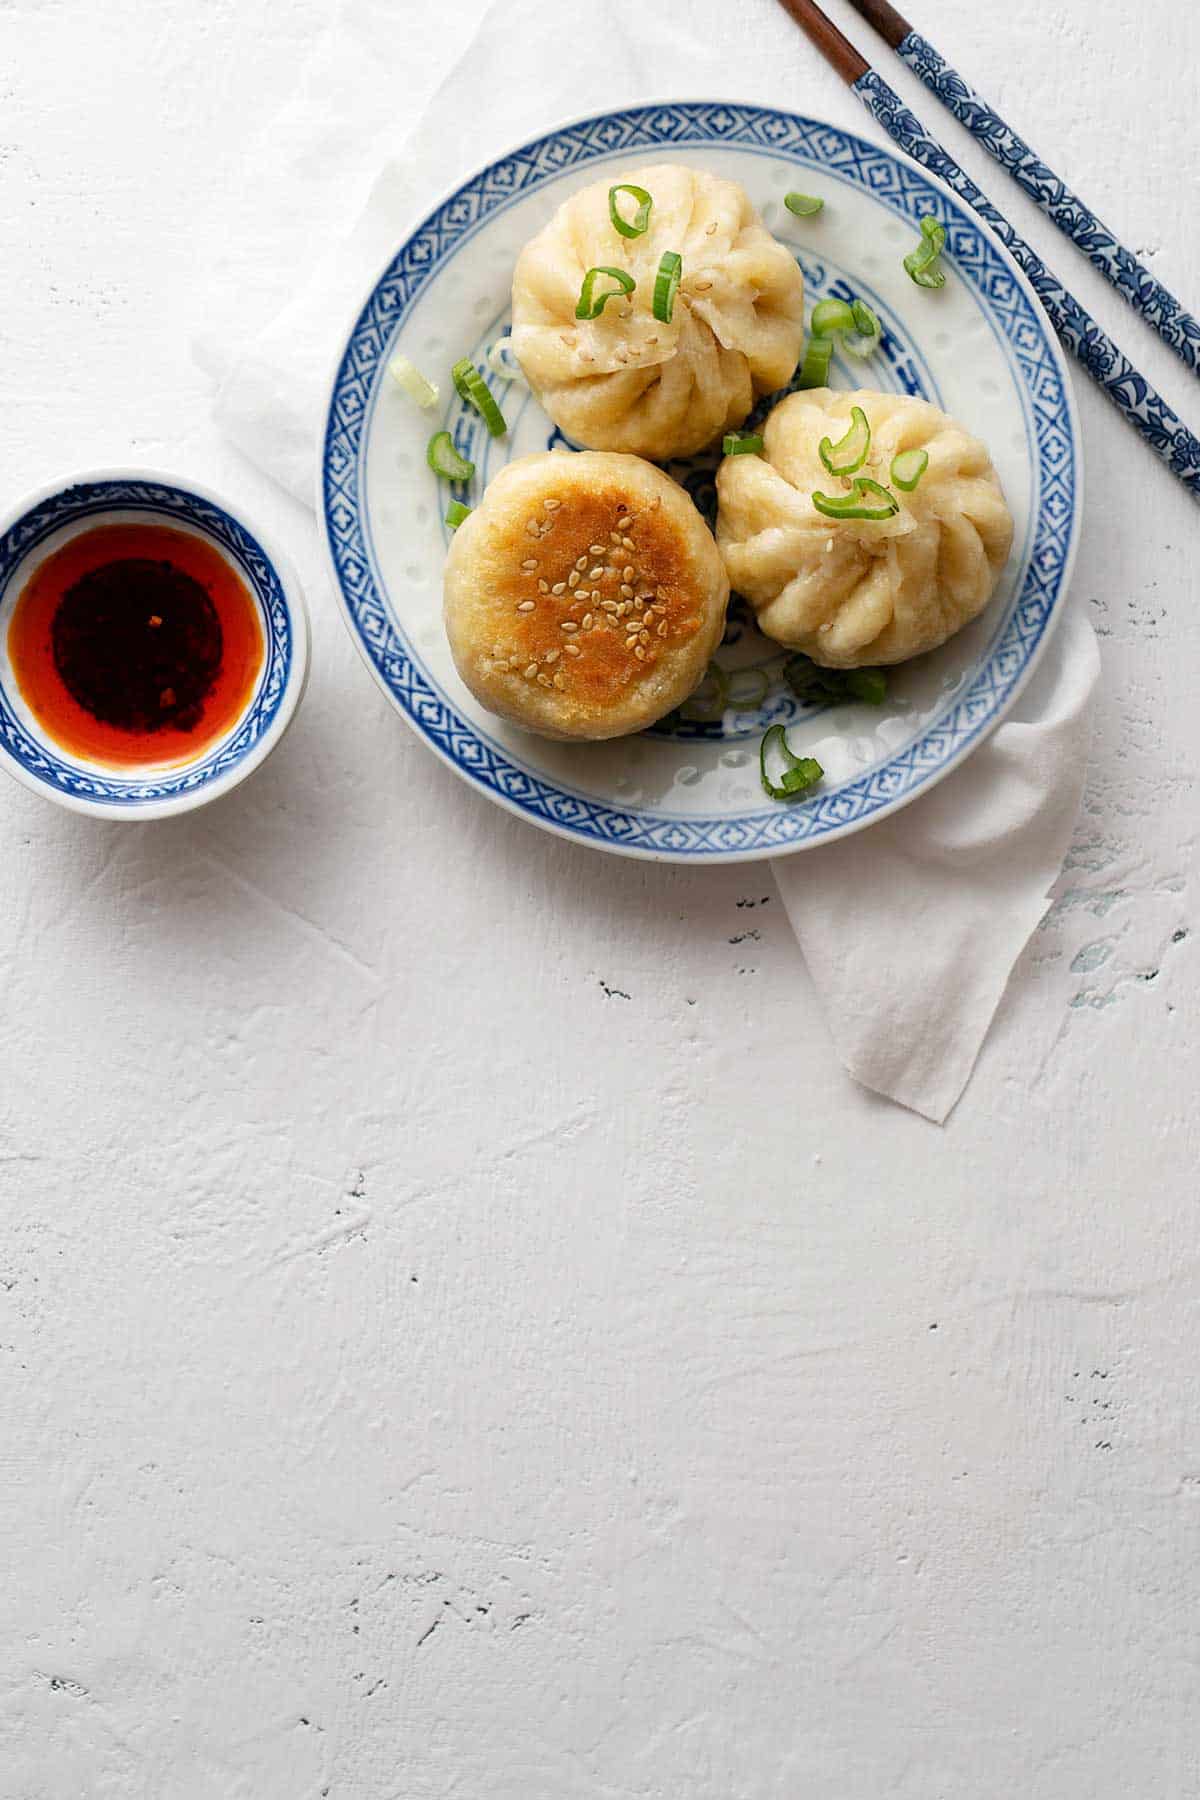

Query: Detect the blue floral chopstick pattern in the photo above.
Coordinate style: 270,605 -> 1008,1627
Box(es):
854,70 -> 1200,502
896,32 -> 1200,378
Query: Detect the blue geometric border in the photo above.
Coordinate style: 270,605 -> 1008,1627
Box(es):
321,102 -> 1080,860
0,479 -> 294,809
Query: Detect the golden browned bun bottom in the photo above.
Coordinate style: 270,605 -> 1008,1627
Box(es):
443,452 -> 729,740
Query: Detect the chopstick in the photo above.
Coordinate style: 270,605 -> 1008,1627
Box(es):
774,0 -> 1200,503
845,0 -> 1200,377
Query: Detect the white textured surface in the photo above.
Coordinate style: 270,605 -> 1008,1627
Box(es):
2,1 -> 1198,1794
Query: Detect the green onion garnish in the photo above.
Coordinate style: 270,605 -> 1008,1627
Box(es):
450,357 -> 507,437
388,354 -> 439,409
784,192 -> 824,217
652,251 -> 683,323
426,430 -> 475,481
890,447 -> 929,491
760,723 -> 824,801
843,298 -> 882,358
609,183 -> 653,239
575,265 -> 636,320
811,477 -> 899,521
808,296 -> 881,360
904,215 -> 947,288
727,668 -> 769,708
846,668 -> 888,704
810,297 -> 857,338
722,432 -> 764,456
784,654 -> 888,708
818,405 -> 871,477
486,335 -> 527,386
445,501 -> 472,529
796,334 -> 834,389
681,661 -> 729,722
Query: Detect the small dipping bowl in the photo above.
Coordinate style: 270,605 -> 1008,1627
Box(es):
0,469 -> 309,819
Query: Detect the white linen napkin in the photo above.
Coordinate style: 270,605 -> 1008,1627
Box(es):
207,0 -> 1099,1123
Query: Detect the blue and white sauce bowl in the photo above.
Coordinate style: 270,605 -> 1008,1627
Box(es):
0,469 -> 309,819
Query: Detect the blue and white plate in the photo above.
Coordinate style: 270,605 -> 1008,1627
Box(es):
320,102 -> 1081,863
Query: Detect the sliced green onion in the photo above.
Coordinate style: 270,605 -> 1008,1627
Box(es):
890,447 -> 929,491
609,183 -> 653,239
843,298 -> 882,359
784,655 -> 889,708
575,265 -> 636,320
784,192 -> 824,217
818,405 -> 871,476
681,661 -> 729,722
810,297 -> 857,338
846,668 -> 887,704
722,432 -> 764,456
811,476 -> 899,521
426,430 -> 475,481
904,216 -> 947,288
652,251 -> 682,323
486,335 -> 527,385
727,668 -> 769,708
450,357 -> 507,437
445,501 -> 472,529
809,295 -> 881,360
795,334 -> 834,389
760,723 -> 823,802
388,354 -> 439,409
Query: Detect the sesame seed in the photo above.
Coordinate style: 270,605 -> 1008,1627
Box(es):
538,579 -> 549,593
657,621 -> 668,637
560,620 -> 579,632
625,636 -> 640,651
521,558 -> 538,572
551,583 -> 567,597
589,543 -> 606,555
543,649 -> 560,664
567,571 -> 580,589
525,521 -> 540,537
616,514 -> 632,530
589,565 -> 604,579
610,529 -> 623,542
565,642 -> 582,657
544,497 -> 562,510
601,600 -> 619,613
656,587 -> 668,600
582,613 -> 594,629
639,631 -> 650,646
634,646 -> 646,660
524,663 -> 539,679
620,584 -> 634,600
536,673 -> 552,687
516,600 -> 535,613
575,555 -> 588,571
553,672 -> 566,689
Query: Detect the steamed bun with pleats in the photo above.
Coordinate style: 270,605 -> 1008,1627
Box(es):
716,388 -> 1014,667
511,163 -> 806,461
